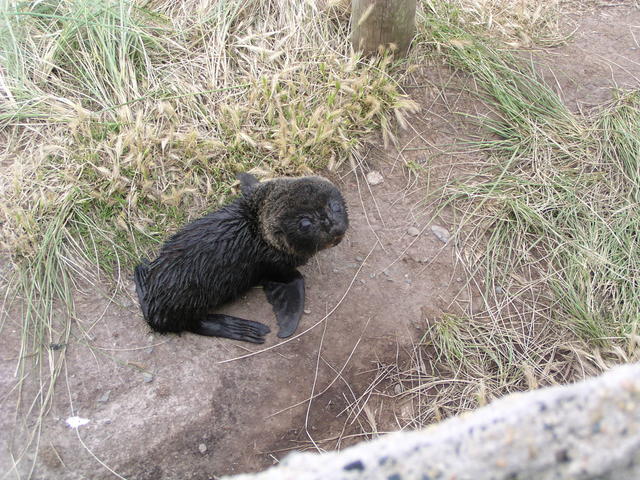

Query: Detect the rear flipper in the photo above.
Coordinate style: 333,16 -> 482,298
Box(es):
189,314 -> 271,344
263,270 -> 305,338
134,259 -> 150,320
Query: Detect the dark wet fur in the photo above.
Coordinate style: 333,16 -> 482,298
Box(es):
134,174 -> 348,343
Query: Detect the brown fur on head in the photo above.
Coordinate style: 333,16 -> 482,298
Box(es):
241,174 -> 349,258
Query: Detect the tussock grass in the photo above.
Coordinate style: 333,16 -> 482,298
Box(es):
388,1 -> 640,425
1,0 -> 418,470
2,0 -> 419,265
405,314 -> 584,424
386,329 -> 563,427
422,0 -> 568,47
436,40 -> 640,344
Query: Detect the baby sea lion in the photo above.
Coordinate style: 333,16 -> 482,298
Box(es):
134,173 -> 348,344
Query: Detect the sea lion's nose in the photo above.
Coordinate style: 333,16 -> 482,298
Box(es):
331,235 -> 344,246
330,223 -> 347,238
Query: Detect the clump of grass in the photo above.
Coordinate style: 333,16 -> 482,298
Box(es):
439,40 -> 639,345
1,0 -> 164,119
390,314 -> 578,426
1,0 -> 418,470
427,314 -> 537,384
421,0 -> 568,47
421,1 -> 640,345
388,2 -> 640,426
215,54 -> 418,174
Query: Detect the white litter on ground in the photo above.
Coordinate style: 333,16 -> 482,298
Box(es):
66,416 -> 90,428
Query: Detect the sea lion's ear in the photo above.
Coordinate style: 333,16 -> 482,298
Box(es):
238,173 -> 259,196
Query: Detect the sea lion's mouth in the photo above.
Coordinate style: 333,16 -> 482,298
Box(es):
320,236 -> 343,250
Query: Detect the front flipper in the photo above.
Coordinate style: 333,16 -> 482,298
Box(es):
263,270 -> 305,338
189,314 -> 271,344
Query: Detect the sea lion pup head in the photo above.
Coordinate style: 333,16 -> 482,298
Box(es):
240,173 -> 349,257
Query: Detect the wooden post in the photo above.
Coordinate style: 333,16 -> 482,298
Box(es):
350,0 -> 417,56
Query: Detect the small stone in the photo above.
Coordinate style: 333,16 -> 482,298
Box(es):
355,256 -> 364,262
407,226 -> 420,237
495,286 -> 504,295
198,443 -> 207,454
431,225 -> 450,243
120,298 -> 133,308
97,390 -> 111,403
366,171 -> 384,186
394,384 -> 403,395
332,268 -> 339,273
142,372 -> 154,383
304,309 -> 311,315
408,251 -> 428,264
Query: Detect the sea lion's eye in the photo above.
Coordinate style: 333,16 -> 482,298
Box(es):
298,218 -> 312,231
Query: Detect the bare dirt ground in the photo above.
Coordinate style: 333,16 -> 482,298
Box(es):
2,3 -> 639,479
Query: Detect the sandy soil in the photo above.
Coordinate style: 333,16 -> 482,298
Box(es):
1,4 -> 639,479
